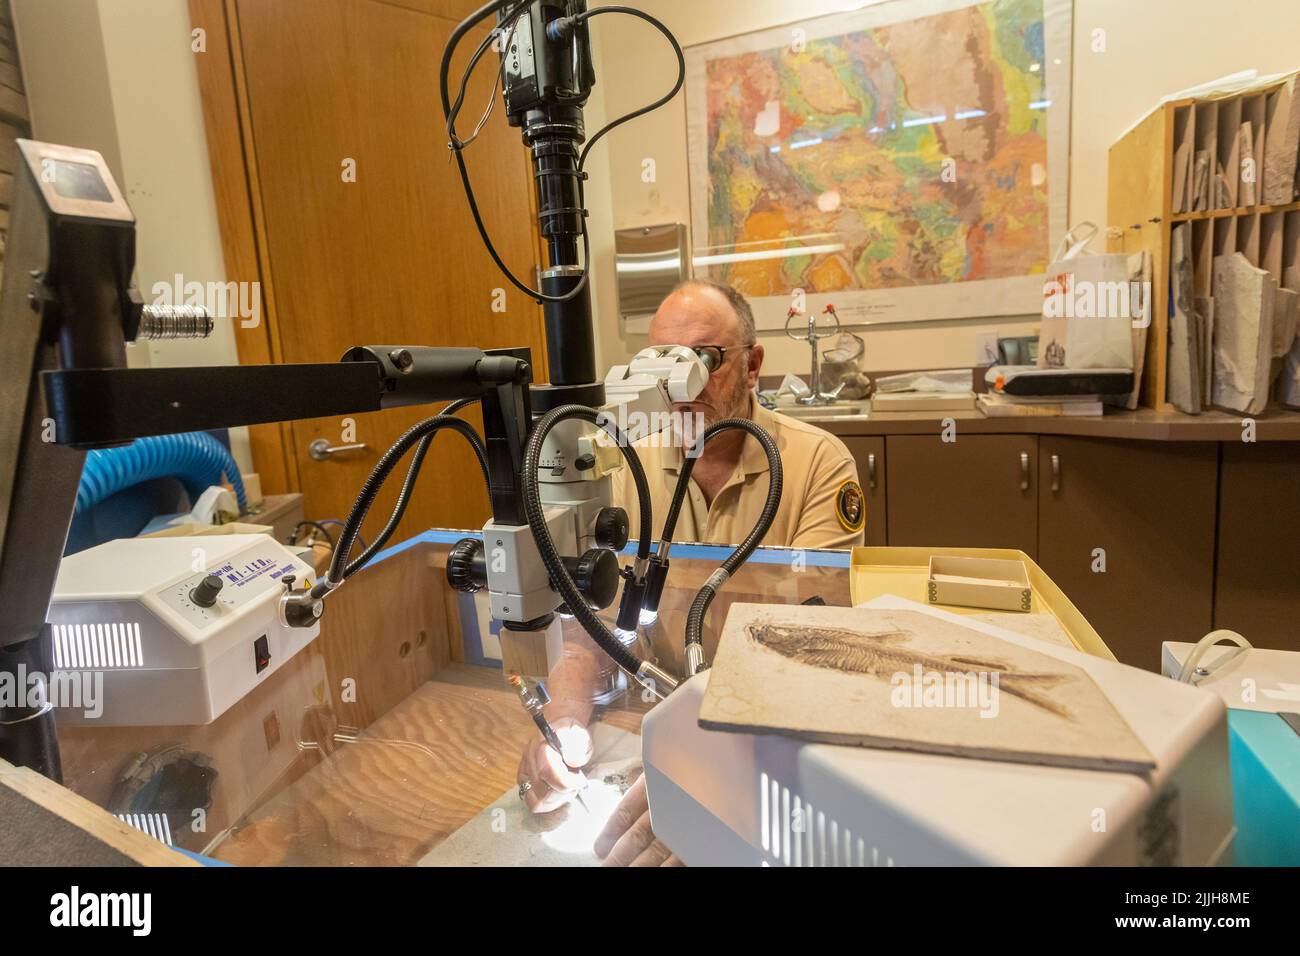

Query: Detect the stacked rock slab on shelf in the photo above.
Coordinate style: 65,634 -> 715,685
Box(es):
1212,253 -> 1276,416
1264,75 -> 1300,206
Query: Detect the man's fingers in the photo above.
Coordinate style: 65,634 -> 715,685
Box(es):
594,775 -> 649,859
660,854 -> 684,867
599,810 -> 656,867
519,780 -> 546,813
629,838 -> 673,867
538,745 -> 586,795
518,740 -> 576,815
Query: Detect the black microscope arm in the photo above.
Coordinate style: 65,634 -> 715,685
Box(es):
41,347 -> 530,448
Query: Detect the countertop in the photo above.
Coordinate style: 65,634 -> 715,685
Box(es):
782,405 -> 1300,441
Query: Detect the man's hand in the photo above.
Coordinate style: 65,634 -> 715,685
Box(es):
593,775 -> 683,866
517,717 -> 590,814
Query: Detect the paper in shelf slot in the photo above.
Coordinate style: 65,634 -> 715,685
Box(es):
1168,224 -> 1201,414
1216,97 -> 1242,210
1192,151 -> 1211,212
1239,121 -> 1257,207
1197,296 -> 1215,407
1171,105 -> 1194,215
1193,100 -> 1217,212
1241,94 -> 1267,207
1123,248 -> 1150,410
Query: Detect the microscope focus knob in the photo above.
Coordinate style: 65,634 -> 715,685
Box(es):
190,574 -> 224,608
565,548 -> 620,610
594,506 -> 629,550
446,537 -> 487,593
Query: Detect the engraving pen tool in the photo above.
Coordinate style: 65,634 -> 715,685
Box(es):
508,675 -> 591,812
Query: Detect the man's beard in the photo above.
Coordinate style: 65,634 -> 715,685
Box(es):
710,371 -> 753,425
667,372 -> 752,452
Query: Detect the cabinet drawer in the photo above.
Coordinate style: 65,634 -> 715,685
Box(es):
1215,442 -> 1300,651
1038,437 -> 1216,669
885,434 -> 1038,556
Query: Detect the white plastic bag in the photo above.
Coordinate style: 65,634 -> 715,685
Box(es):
1038,222 -> 1136,370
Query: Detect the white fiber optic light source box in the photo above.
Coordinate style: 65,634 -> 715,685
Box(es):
49,534 -> 319,726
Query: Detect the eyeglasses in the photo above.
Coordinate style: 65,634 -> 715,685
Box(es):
685,344 -> 754,372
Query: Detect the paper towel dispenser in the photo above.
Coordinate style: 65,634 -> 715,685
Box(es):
615,223 -> 689,322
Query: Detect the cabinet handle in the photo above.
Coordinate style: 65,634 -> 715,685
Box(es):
1019,451 -> 1029,491
309,438 -> 369,461
867,452 -> 877,490
1050,454 -> 1061,494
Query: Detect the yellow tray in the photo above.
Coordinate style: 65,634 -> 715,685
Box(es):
849,546 -> 1114,661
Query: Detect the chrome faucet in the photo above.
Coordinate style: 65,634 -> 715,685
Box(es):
785,304 -> 845,405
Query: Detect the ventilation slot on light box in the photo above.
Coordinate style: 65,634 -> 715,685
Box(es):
759,772 -> 895,867
52,622 -> 145,669
115,813 -> 174,846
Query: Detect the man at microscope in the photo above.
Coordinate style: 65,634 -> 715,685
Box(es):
517,278 -> 866,864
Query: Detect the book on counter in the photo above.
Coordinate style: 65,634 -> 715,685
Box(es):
977,393 -> 1104,417
871,390 -> 977,412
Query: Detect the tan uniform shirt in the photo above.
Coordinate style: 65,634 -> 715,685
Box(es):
610,401 -> 866,550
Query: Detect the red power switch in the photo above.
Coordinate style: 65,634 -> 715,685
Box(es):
254,635 -> 271,674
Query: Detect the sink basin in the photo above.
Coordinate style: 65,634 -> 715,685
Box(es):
773,401 -> 871,420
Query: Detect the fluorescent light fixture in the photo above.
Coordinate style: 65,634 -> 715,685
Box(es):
789,137 -> 823,150
954,108 -> 987,120
1029,99 -> 1052,110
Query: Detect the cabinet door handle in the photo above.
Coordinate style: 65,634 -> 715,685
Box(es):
867,452 -> 877,490
309,438 -> 369,461
1019,452 -> 1029,491
1050,453 -> 1061,494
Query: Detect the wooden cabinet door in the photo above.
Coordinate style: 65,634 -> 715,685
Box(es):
839,436 -> 886,546
1038,437 -> 1217,669
1215,442 -> 1300,651
885,434 -> 1038,556
215,0 -> 547,540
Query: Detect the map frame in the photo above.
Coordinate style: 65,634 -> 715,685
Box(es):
684,0 -> 1074,331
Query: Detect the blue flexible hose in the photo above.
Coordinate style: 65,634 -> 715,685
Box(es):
76,432 -> 247,515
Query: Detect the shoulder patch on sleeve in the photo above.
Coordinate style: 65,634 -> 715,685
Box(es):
834,479 -> 865,533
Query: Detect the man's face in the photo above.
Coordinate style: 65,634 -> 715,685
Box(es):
647,286 -> 764,427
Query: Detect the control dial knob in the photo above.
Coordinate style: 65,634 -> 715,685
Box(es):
190,574 -> 224,608
446,538 -> 488,593
563,548 -> 620,610
594,507 -> 629,551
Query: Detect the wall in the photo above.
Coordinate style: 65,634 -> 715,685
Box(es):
13,0 -> 252,473
583,0 -> 1300,375
14,0 -> 1300,386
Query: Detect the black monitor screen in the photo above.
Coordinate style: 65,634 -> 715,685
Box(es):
49,159 -> 113,203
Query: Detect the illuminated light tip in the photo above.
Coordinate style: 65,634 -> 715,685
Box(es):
555,723 -> 593,767
639,609 -> 659,626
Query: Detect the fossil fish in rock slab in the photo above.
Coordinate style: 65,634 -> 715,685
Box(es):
747,623 -> 1073,719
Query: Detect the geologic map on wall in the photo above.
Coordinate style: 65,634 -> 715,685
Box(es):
685,0 -> 1072,327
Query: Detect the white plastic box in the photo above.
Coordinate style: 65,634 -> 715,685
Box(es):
642,598 -> 1234,866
